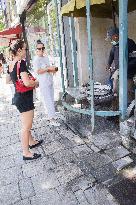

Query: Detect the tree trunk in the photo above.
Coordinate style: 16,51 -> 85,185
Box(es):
20,11 -> 31,69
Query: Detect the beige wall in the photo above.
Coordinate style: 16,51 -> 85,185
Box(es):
75,11 -> 136,85
128,11 -> 136,41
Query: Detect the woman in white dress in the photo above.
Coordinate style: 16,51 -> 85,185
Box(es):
33,40 -> 60,126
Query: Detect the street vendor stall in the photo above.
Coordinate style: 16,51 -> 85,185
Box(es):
55,0 -> 135,132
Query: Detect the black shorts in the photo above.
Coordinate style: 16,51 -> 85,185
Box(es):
13,91 -> 34,113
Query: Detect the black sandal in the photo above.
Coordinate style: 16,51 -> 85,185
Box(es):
29,140 -> 43,149
23,153 -> 41,160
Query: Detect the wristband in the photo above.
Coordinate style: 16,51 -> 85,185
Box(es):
55,67 -> 58,71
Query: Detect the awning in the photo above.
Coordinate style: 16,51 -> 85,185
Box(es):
61,0 -> 105,16
0,24 -> 22,39
61,0 -> 136,18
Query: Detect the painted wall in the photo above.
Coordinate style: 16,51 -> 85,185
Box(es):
128,11 -> 136,41
75,17 -> 113,85
61,0 -> 74,88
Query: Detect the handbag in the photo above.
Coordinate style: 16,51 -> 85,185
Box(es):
16,61 -> 36,93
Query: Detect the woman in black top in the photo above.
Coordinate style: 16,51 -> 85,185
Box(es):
8,40 -> 43,160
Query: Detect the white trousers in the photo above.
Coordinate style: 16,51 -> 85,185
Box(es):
10,84 -> 15,98
40,84 -> 55,119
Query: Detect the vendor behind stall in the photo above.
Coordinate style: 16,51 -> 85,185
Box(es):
106,27 -> 136,103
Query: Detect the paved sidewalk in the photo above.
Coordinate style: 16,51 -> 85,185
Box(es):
0,80 -> 136,205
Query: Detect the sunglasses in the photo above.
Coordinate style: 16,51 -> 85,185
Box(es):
22,48 -> 28,51
37,47 -> 45,51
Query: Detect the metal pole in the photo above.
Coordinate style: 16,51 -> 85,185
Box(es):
47,3 -> 54,55
54,0 -> 65,93
69,16 -> 79,87
86,0 -> 94,132
119,0 -> 128,120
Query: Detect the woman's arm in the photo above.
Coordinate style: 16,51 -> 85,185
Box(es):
37,68 -> 47,74
47,66 -> 58,73
6,74 -> 12,84
6,65 -> 12,84
37,66 -> 58,74
19,60 -> 39,87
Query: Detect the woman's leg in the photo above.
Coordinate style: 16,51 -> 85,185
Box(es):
21,110 -> 34,156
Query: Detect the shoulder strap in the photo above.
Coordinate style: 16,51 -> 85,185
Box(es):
17,61 -> 21,79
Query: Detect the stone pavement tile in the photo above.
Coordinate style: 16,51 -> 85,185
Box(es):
14,198 -> 31,205
43,141 -> 65,155
0,144 -> 14,158
34,128 -> 46,137
102,174 -> 125,187
22,157 -> 55,178
22,159 -> 46,178
11,142 -> 22,155
88,144 -> 100,153
43,156 -> 56,170
19,178 -> 35,199
10,133 -> 20,144
91,163 -> 117,183
60,191 -> 79,205
0,131 -> 10,138
55,163 -> 83,185
70,135 -> 85,146
59,137 -> 76,149
78,152 -> 112,169
42,132 -> 61,144
132,147 -> 136,154
76,160 -> 94,178
91,133 -> 119,150
30,189 -> 61,205
105,145 -> 130,161
56,187 -> 79,205
70,176 -> 96,192
92,133 -> 112,149
63,130 -> 85,145
0,142 -> 22,159
72,144 -> 93,157
112,156 -> 133,171
84,185 -> 119,205
105,139 -> 121,150
0,155 -> 15,170
52,148 -> 77,166
14,154 -> 25,166
57,127 -> 70,136
0,183 -> 21,205
0,167 -> 21,187
0,136 -> 11,148
74,190 -> 89,205
32,171 -> 60,193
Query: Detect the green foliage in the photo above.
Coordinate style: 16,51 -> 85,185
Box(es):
50,7 -> 57,33
0,14 -> 5,31
27,0 -> 51,24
